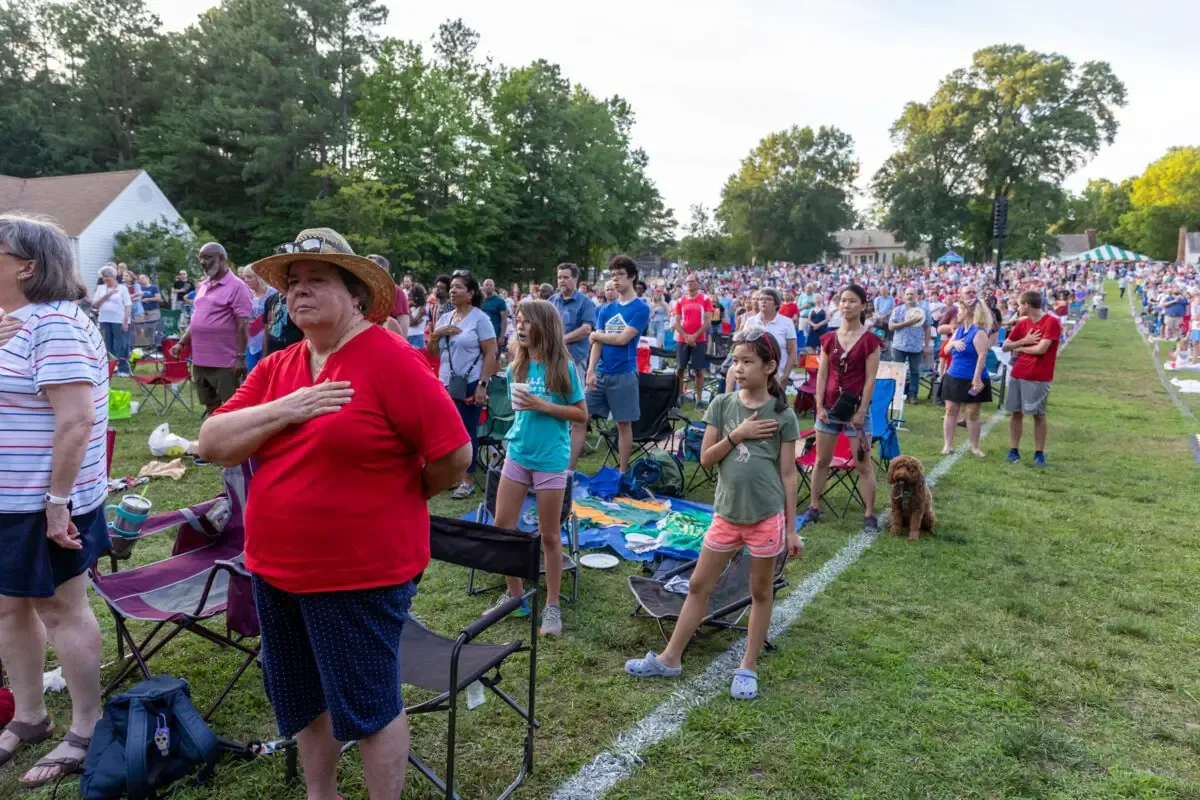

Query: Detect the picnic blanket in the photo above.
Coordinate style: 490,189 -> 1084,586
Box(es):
463,471 -> 804,563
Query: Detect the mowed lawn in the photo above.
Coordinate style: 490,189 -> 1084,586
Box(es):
9,283 -> 1200,800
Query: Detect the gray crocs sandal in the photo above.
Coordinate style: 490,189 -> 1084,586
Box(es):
20,730 -> 91,788
730,668 -> 758,700
0,716 -> 55,768
625,651 -> 682,678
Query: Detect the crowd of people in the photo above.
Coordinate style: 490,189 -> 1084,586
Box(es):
1128,261 -> 1200,363
0,208 -> 1157,796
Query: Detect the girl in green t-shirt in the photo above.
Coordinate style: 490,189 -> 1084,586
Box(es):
493,300 -> 588,637
626,329 -> 803,700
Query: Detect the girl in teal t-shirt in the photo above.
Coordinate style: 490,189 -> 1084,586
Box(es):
625,328 -> 804,699
494,300 -> 587,636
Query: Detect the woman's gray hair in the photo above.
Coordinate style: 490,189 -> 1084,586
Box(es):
99,265 -> 118,279
0,213 -> 86,303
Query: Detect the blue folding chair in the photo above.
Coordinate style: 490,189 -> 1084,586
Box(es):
985,349 -> 1007,407
869,378 -> 902,470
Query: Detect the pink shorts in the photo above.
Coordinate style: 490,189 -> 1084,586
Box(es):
703,512 -> 786,558
501,457 -> 569,492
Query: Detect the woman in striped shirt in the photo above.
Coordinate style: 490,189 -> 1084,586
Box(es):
0,214 -> 110,788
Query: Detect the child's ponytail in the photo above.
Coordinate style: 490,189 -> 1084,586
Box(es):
767,372 -> 787,413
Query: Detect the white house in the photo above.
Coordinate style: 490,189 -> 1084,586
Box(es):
1178,228 -> 1200,266
0,169 -> 184,286
824,229 -> 927,265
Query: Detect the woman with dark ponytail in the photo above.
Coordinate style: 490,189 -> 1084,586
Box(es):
808,284 -> 881,532
624,325 -> 801,701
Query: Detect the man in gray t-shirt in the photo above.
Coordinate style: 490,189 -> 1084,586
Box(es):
550,262 -> 597,467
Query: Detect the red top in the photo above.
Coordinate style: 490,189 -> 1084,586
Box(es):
674,294 -> 714,343
820,330 -> 883,409
1008,313 -> 1062,383
391,286 -> 410,318
213,326 -> 468,593
779,302 -> 799,320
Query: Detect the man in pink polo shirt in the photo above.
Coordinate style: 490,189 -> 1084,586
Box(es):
171,242 -> 253,416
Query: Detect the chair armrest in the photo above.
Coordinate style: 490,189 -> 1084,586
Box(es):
213,557 -> 250,579
460,589 -> 534,643
658,558 -> 699,580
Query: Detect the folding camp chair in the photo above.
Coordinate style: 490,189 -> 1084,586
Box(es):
90,463 -> 259,720
678,419 -> 716,494
476,374 -> 515,481
600,371 -> 683,468
707,332 -> 732,362
869,379 -> 903,470
132,340 -> 196,416
797,428 -> 865,518
985,348 -> 1007,407
330,516 -> 541,800
470,467 -> 580,602
628,548 -> 789,648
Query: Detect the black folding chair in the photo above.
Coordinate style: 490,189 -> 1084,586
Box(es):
599,372 -> 683,468
331,517 -> 542,800
628,549 -> 789,649
470,468 -> 581,603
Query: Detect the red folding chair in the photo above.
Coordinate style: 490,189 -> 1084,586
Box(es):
133,341 -> 196,416
796,428 -> 865,519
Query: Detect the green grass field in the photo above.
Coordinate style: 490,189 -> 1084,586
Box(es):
7,283 -> 1200,800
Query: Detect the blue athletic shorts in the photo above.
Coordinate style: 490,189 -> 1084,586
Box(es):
586,371 -> 640,422
253,576 -> 418,741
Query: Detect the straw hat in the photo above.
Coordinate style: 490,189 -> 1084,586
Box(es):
252,228 -> 395,323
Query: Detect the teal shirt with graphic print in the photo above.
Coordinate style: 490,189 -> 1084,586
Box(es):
703,392 -> 799,524
504,361 -> 585,473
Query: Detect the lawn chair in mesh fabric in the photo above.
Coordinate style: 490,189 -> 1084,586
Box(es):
677,419 -> 716,494
132,340 -> 196,416
330,516 -> 542,800
628,548 -> 789,648
90,462 -> 259,721
797,428 -> 865,519
470,468 -> 580,602
985,348 -> 1007,407
600,371 -> 683,468
868,378 -> 903,471
476,374 -> 515,481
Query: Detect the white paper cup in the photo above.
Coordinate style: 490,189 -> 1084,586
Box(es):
511,383 -> 531,409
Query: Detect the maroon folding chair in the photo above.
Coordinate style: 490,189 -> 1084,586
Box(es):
132,341 -> 196,416
90,462 -> 259,720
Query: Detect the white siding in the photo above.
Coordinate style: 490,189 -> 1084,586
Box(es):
75,171 -> 184,287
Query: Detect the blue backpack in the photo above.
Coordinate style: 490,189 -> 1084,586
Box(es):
81,676 -> 220,800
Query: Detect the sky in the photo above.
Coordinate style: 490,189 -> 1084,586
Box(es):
147,0 -> 1199,228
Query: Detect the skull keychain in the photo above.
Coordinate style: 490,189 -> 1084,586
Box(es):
154,713 -> 170,757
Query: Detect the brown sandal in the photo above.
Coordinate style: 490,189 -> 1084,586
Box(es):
19,730 -> 91,788
0,715 -> 55,768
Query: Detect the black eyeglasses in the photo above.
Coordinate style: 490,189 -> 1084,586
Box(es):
0,249 -> 28,260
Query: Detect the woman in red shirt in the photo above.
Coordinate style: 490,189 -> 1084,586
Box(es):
808,285 -> 882,532
197,228 -> 470,800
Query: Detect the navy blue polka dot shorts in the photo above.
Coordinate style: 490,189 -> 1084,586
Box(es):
253,576 -> 418,741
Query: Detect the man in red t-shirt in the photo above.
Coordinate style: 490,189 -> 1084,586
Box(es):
1001,290 -> 1062,467
673,273 -> 715,407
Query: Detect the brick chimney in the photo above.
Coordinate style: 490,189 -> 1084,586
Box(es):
1085,229 -> 1097,250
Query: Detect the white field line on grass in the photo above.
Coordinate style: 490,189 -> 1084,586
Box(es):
550,412 -> 1007,800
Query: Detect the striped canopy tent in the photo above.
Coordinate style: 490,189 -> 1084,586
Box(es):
1065,244 -> 1151,262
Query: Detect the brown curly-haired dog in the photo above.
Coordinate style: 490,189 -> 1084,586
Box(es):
886,455 -> 935,542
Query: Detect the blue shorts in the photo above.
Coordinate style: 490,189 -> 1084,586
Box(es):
253,576 -> 418,741
586,371 -> 640,422
0,506 -> 109,598
815,410 -> 871,439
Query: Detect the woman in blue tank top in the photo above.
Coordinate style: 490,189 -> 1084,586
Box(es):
940,300 -> 993,457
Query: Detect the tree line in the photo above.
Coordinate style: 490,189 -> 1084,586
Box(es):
676,44 -> 1198,266
0,0 -> 672,282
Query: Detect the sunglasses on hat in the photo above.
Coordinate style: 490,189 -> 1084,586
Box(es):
275,235 -> 350,256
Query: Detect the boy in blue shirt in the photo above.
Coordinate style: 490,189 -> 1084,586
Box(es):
587,255 -> 650,473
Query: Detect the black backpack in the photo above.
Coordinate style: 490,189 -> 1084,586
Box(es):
81,675 -> 220,800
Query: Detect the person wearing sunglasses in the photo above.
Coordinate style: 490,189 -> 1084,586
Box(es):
808,284 -> 882,531
169,242 -> 254,417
